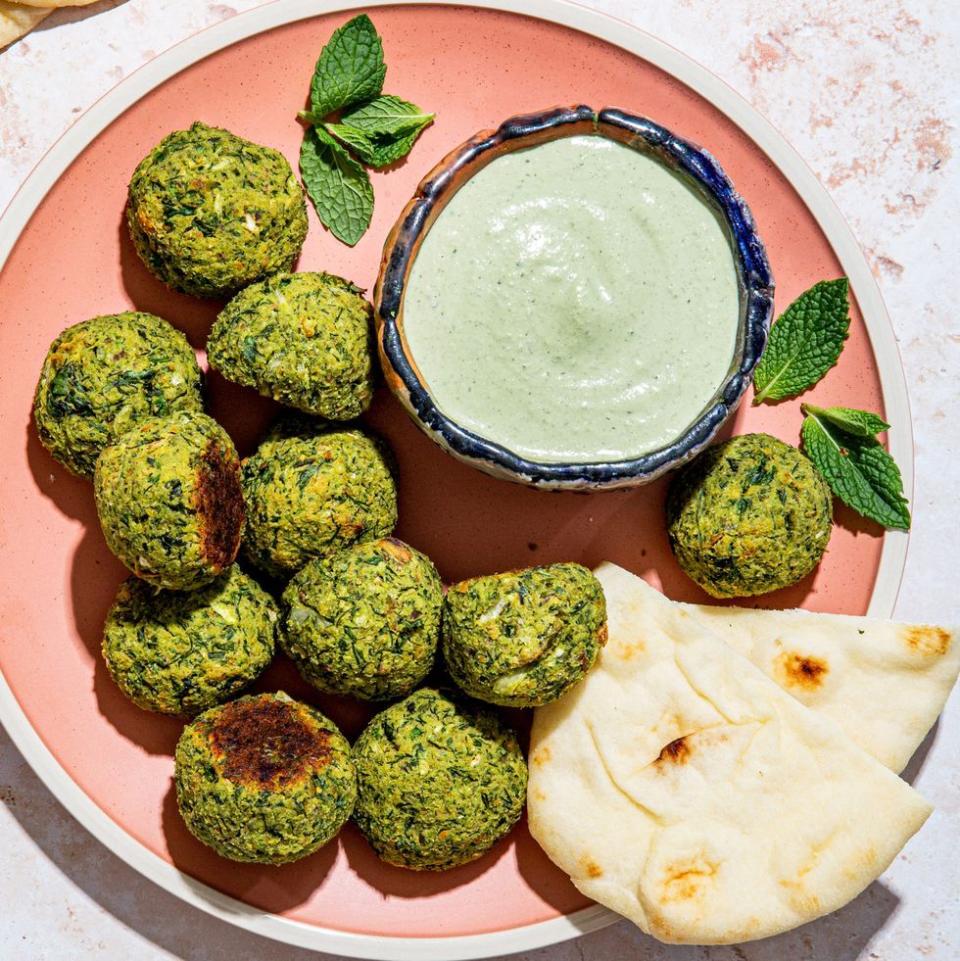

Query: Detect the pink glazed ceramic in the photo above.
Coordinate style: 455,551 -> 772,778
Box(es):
0,2 -> 909,955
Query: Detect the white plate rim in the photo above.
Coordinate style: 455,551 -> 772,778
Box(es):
0,0 -> 912,958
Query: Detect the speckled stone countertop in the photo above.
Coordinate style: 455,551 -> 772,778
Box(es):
1,2 -> 957,959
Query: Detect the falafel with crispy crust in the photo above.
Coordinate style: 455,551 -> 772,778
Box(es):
666,432 -> 833,598
241,419 -> 397,578
207,272 -> 375,419
94,411 -> 244,591
281,538 -> 443,701
127,122 -> 307,298
33,311 -> 203,477
102,565 -> 277,716
352,688 -> 527,871
175,692 -> 356,864
442,563 -> 607,708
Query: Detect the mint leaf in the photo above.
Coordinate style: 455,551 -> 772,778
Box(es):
362,129 -> 422,168
802,404 -> 890,438
325,122 -> 425,168
299,126 -> 373,246
310,14 -> 385,119
753,278 -> 850,403
341,95 -> 434,137
324,123 -> 378,157
801,408 -> 910,530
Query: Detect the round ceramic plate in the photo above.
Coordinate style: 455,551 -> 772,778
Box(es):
0,1 -> 911,958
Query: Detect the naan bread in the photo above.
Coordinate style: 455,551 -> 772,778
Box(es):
0,1 -> 50,48
528,563 -> 931,945
687,601 -> 958,773
8,0 -> 99,7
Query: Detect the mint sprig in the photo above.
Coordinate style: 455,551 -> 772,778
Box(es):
801,404 -> 911,530
298,15 -> 435,246
753,278 -> 850,403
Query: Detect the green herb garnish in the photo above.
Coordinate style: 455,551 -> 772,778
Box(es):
801,403 -> 911,530
341,94 -> 434,137
300,127 -> 374,246
802,405 -> 890,438
753,278 -> 850,403
308,14 -> 386,120
298,15 -> 435,245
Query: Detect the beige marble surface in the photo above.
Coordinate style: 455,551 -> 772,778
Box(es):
1,1 -> 958,959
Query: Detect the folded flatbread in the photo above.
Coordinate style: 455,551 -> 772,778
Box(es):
528,563 -> 931,945
687,600 -> 958,773
0,1 -> 51,49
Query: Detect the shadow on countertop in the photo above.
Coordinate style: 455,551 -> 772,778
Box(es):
33,1 -> 133,36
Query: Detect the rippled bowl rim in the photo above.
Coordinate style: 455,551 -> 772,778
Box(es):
375,104 -> 775,490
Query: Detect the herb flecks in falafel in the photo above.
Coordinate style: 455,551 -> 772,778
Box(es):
127,122 -> 308,298
33,312 -> 203,477
94,411 -> 244,590
282,538 -> 442,700
442,562 -> 607,708
102,565 -> 276,716
208,272 -> 374,419
352,688 -> 527,871
666,432 -> 833,598
175,692 -> 356,864
241,418 -> 397,578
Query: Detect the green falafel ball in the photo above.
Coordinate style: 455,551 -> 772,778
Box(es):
352,689 -> 527,870
666,432 -> 834,598
127,122 -> 308,298
175,692 -> 356,864
281,538 -> 442,701
207,272 -> 374,419
241,421 -> 397,578
33,312 -> 203,477
442,563 -> 607,708
102,565 -> 276,715
95,411 -> 244,590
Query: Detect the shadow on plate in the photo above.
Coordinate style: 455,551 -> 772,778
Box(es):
160,778 -> 339,914
203,366 -> 279,459
512,812 -> 594,916
116,215 -> 222,350
340,816 -> 512,898
25,411 -> 95,522
834,501 -> 885,538
70,524 -> 183,756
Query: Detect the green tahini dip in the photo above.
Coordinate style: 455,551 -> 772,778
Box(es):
402,135 -> 740,463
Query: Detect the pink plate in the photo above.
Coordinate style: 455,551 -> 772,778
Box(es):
0,1 -> 911,957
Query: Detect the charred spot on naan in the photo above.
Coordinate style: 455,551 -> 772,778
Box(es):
655,736 -> 692,766
579,855 -> 604,878
530,744 -> 552,767
902,625 -> 952,657
614,636 -> 645,660
774,651 -> 829,691
659,855 -> 720,903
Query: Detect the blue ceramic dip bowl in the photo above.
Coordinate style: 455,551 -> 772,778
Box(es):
374,105 -> 773,491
